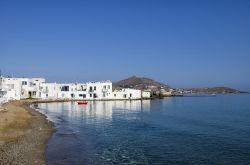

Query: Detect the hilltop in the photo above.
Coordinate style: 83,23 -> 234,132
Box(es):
113,76 -> 245,94
113,76 -> 171,91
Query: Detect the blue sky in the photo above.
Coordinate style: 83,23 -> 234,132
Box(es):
0,0 -> 250,91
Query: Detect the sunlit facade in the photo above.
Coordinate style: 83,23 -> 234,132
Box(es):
0,76 -> 151,102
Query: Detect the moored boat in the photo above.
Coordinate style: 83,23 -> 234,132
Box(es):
77,101 -> 88,105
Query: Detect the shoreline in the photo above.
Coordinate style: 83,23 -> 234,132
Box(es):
0,101 -> 55,165
0,99 -> 152,164
32,98 -> 154,103
0,94 -> 247,164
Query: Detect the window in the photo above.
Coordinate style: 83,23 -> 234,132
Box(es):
108,85 -> 110,89
79,94 -> 86,98
22,81 -> 27,85
46,94 -> 48,98
104,85 -> 106,89
90,86 -> 93,91
123,94 -> 127,98
130,94 -> 132,97
114,94 -> 116,97
94,86 -> 96,90
90,94 -> 92,97
61,86 -> 69,91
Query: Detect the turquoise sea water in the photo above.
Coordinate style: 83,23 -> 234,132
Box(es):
37,94 -> 250,165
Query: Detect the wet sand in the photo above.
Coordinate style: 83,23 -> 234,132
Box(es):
0,101 -> 54,165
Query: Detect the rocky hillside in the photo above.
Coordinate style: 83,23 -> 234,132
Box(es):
113,76 -> 245,94
113,76 -> 171,91
182,87 -> 243,94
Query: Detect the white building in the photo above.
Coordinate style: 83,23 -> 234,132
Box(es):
0,77 -> 6,104
0,76 -> 45,101
142,91 -> 151,98
0,77 -> 21,100
40,83 -> 59,99
20,78 -> 45,99
53,81 -> 113,100
86,81 -> 113,100
160,88 -> 173,96
113,88 -> 142,100
0,76 -> 151,102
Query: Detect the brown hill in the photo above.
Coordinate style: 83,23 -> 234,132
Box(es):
113,76 -> 171,91
113,76 -> 245,94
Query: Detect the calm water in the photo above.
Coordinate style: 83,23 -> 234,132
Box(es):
36,94 -> 250,165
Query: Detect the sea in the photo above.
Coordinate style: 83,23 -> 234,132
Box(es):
36,94 -> 250,165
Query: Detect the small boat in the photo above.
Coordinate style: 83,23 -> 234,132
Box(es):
77,101 -> 88,105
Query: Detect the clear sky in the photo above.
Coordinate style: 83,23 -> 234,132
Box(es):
0,0 -> 250,91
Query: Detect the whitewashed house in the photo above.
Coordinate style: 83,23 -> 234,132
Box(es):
160,88 -> 173,96
113,88 -> 142,100
40,81 -> 149,100
0,77 -> 21,101
85,81 -> 113,100
142,91 -> 151,98
54,81 -> 113,100
0,77 -> 8,104
20,78 -> 45,99
57,83 -> 75,99
0,76 -> 45,101
0,76 -> 151,101
40,83 -> 59,99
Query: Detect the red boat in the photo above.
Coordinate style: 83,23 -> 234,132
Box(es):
77,101 -> 88,105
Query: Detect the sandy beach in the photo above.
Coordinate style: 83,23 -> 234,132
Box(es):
0,101 -> 54,165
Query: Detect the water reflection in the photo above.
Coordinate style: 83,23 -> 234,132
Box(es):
39,100 -> 151,121
36,95 -> 250,165
37,100 -> 151,165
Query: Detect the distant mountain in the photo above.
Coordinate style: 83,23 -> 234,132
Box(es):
181,87 -> 243,94
113,76 -> 171,91
113,76 -> 245,95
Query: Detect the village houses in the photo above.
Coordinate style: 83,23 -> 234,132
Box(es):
0,76 -> 151,103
